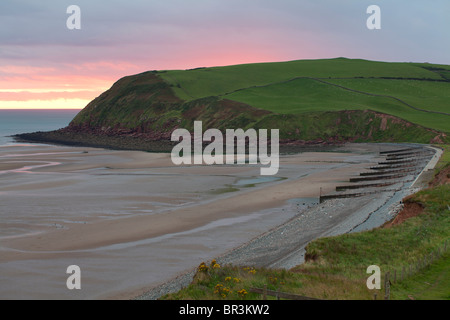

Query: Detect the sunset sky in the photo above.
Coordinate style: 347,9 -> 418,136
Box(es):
1,0 -> 449,109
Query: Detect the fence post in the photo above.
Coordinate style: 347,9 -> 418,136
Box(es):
263,284 -> 267,300
384,272 -> 390,300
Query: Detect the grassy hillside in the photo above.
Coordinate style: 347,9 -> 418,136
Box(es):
162,183 -> 450,300
48,58 -> 448,148
159,58 -> 450,134
161,146 -> 450,301
160,58 -> 443,100
223,78 -> 450,133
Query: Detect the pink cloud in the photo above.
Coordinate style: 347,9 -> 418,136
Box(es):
0,90 -> 100,101
0,65 -> 56,75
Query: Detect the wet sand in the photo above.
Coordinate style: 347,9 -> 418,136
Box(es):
0,143 -> 397,299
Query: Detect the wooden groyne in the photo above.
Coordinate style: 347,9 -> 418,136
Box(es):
319,146 -> 434,203
336,181 -> 395,191
349,173 -> 407,183
359,167 -> 419,176
379,148 -> 417,155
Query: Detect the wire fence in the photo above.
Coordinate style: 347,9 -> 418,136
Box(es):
379,239 -> 449,300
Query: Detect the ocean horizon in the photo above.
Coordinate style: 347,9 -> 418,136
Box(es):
0,109 -> 80,146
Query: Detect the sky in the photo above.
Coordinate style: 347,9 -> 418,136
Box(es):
1,0 -> 449,109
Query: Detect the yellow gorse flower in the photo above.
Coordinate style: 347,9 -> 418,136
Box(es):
237,289 -> 248,297
197,262 -> 209,272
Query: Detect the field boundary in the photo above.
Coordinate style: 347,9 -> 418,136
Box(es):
379,240 -> 449,300
217,76 -> 450,117
249,286 -> 321,300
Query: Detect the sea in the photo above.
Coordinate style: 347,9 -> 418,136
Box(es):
0,109 -> 80,146
0,108 -> 310,299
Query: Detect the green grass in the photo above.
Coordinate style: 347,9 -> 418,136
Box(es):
435,145 -> 450,172
225,77 -> 389,114
325,79 -> 450,132
304,185 -> 449,268
296,147 -> 450,300
391,252 -> 450,300
70,58 -> 449,146
251,110 -> 442,143
162,184 -> 450,300
326,79 -> 450,114
160,58 -> 443,101
222,78 -> 449,132
162,146 -> 450,301
158,58 -> 450,133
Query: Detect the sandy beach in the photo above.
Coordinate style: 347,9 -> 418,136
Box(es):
0,142 -> 433,299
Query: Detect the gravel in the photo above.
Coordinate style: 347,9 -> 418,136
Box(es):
135,144 -> 436,300
135,189 -> 411,300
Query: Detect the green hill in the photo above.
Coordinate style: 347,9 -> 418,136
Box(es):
23,58 -> 450,148
161,58 -> 444,100
159,58 -> 450,133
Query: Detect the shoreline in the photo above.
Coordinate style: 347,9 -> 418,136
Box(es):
134,144 -> 439,300
0,141 -> 437,300
12,130 -> 346,155
133,192 -> 409,300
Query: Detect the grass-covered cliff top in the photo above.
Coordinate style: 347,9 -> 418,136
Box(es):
27,58 -> 449,147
